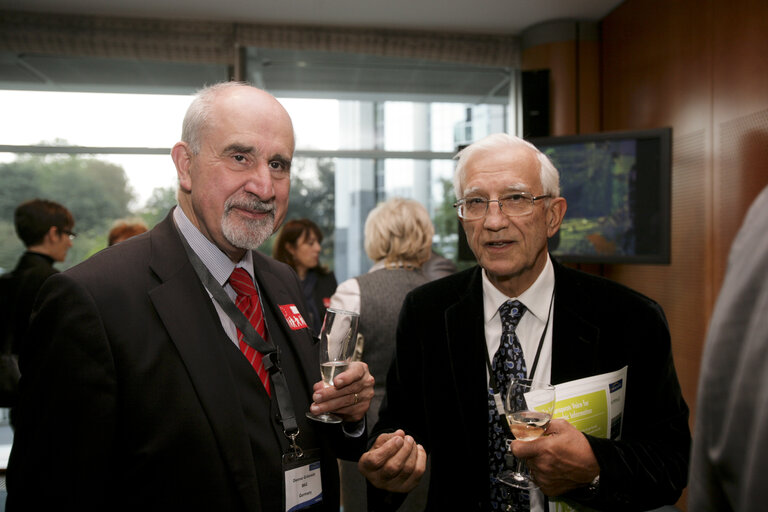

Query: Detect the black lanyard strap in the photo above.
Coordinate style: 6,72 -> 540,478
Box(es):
174,221 -> 300,438
486,287 -> 555,391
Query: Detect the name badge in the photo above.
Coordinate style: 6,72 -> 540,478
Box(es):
492,391 -> 505,418
283,450 -> 322,511
279,304 -> 309,331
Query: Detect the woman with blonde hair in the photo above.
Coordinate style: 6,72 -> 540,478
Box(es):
331,197 -> 436,512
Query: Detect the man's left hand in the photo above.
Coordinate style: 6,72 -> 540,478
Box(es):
510,418 -> 600,497
309,361 -> 374,422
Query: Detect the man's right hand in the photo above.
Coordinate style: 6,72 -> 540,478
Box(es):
358,430 -> 427,493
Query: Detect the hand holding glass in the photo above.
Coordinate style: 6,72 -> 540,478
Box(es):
497,378 -> 556,489
305,308 -> 360,424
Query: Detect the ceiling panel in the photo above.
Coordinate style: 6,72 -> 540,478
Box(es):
0,0 -> 624,34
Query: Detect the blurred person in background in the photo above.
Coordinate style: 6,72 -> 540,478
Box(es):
421,250 -> 457,281
107,218 -> 148,246
0,198 -> 74,423
273,218 -> 337,335
330,197 -> 433,512
688,184 -> 768,512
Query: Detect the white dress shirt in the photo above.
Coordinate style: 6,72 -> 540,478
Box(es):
482,254 -> 555,386
482,254 -> 555,512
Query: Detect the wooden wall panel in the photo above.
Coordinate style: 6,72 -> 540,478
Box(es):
715,111 -> 768,288
601,0 -> 712,134
601,8 -> 715,475
601,0 -> 768,509
521,24 -> 601,137
711,0 -> 768,294
577,40 -> 601,134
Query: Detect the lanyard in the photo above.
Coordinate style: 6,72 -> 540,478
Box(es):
174,223 -> 302,454
486,287 -> 555,393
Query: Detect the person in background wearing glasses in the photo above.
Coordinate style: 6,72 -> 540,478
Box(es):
358,133 -> 690,511
0,198 -> 75,426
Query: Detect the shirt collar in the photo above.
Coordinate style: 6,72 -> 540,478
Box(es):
368,259 -> 419,273
369,260 -> 388,273
482,254 -> 555,325
173,206 -> 254,286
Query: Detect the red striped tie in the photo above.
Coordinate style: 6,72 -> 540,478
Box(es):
229,267 -> 271,395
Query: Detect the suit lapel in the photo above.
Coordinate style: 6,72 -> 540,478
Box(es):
444,267 -> 490,468
146,215 -> 262,507
551,263 -> 601,385
251,251 -> 317,390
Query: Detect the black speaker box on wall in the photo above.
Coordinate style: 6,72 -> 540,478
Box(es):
522,69 -> 550,138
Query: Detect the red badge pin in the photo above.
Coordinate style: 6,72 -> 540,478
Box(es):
279,304 -> 308,330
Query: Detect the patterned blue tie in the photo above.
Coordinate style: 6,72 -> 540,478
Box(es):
489,300 -> 528,511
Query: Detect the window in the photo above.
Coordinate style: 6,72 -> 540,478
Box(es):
1,88 -> 508,276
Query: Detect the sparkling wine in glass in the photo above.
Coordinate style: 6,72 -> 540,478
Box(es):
497,378 -> 556,489
305,308 -> 359,424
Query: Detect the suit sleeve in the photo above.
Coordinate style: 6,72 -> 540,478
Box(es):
7,273 -> 117,509
567,300 -> 691,511
273,261 -> 368,462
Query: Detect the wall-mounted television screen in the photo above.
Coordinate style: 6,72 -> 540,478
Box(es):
529,127 -> 671,264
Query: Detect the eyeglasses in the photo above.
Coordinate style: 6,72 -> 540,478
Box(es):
60,229 -> 77,241
453,192 -> 551,220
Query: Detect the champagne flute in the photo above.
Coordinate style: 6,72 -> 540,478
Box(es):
305,308 -> 359,424
497,378 -> 556,489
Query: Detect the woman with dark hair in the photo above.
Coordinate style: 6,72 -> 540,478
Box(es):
273,218 -> 337,334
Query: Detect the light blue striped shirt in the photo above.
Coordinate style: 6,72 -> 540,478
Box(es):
173,206 -> 262,347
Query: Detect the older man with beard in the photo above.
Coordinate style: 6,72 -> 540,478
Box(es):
6,82 -> 374,512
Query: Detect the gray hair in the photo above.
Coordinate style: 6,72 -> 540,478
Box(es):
452,133 -> 560,199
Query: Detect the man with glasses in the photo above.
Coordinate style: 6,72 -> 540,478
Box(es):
359,133 -> 690,511
0,199 -> 75,421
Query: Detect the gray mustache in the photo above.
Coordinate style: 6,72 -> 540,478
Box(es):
225,197 -> 275,214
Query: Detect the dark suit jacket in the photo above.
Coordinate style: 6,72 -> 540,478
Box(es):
7,212 -> 365,511
370,261 -> 690,512
1,251 -> 58,355
304,269 -> 338,336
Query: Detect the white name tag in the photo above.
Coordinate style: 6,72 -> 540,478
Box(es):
493,391 -> 505,417
284,459 -> 322,511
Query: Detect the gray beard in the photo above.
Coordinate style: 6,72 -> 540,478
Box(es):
221,197 -> 276,250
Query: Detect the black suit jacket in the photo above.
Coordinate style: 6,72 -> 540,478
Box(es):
1,251 -> 58,355
305,269 -> 338,335
7,212 -> 364,511
370,261 -> 690,511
